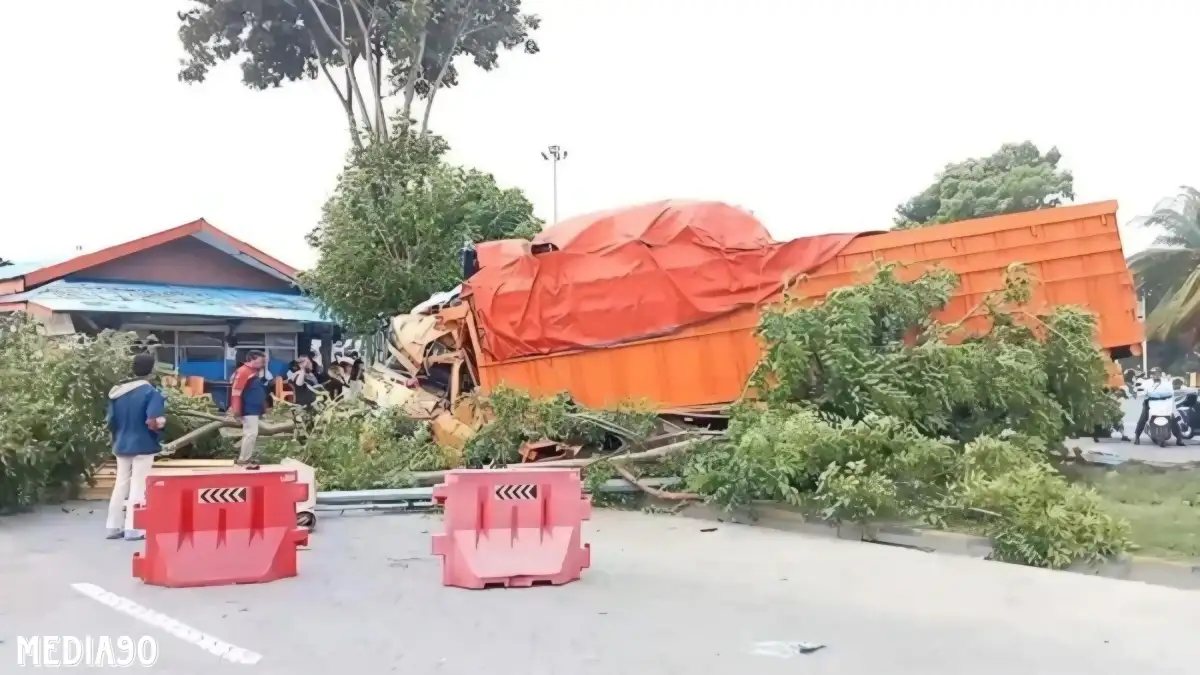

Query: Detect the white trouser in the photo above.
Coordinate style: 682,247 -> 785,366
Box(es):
239,415 -> 260,462
105,454 -> 155,532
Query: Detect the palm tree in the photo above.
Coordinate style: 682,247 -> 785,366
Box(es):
1128,186 -> 1200,340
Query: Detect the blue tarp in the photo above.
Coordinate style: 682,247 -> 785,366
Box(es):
0,280 -> 327,323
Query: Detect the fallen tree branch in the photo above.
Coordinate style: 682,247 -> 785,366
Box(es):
163,412 -> 295,456
176,410 -> 229,423
610,463 -> 700,501
175,409 -> 294,434
405,436 -> 714,485
160,421 -> 226,457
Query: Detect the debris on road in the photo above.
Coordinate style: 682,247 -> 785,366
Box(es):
749,641 -> 827,658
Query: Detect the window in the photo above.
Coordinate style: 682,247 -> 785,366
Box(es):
234,347 -> 263,366
135,330 -> 177,369
233,332 -> 266,369
232,332 -> 296,372
232,333 -> 266,347
178,332 -> 225,363
265,334 -> 297,367
266,334 -> 296,350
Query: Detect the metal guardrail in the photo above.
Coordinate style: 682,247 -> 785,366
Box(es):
314,477 -> 683,512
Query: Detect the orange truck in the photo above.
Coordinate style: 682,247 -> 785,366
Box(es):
455,200 -> 1142,409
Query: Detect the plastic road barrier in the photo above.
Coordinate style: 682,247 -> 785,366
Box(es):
432,468 -> 592,589
132,468 -> 310,588
140,458 -> 319,531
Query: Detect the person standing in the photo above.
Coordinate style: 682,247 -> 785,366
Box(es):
1134,367 -> 1186,446
307,349 -> 324,380
105,353 -> 167,541
230,350 -> 268,469
287,355 -> 319,408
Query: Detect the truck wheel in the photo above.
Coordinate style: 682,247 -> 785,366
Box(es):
297,511 -> 316,532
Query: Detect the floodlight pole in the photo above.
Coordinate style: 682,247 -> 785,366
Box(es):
541,145 -> 568,223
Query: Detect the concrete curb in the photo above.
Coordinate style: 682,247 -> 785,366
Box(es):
676,502 -> 1200,591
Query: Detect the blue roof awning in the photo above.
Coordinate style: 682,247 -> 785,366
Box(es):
0,280 -> 331,324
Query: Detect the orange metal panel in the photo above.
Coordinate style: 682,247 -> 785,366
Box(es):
473,201 -> 1143,409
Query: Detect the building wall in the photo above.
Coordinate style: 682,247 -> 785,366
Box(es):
70,238 -> 293,292
0,301 -> 53,323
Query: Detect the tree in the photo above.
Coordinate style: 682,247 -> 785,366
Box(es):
177,0 -> 540,148
894,141 -> 1075,229
1127,187 -> 1200,340
683,264 -> 1129,568
299,127 -> 540,331
0,315 -> 135,510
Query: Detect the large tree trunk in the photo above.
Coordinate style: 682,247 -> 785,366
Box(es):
399,29 -> 428,126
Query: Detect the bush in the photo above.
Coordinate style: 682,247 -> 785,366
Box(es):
159,389 -> 238,459
682,264 -> 1132,568
0,315 -> 134,511
958,460 -> 1131,568
463,386 -> 658,467
262,401 -> 445,491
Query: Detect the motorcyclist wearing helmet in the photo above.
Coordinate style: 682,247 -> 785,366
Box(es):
1134,367 -> 1186,446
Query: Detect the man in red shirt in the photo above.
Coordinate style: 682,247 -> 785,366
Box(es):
230,351 -> 268,469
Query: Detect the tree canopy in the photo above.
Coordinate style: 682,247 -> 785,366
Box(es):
299,126 -> 541,331
0,316 -> 135,510
682,264 -> 1127,568
1128,186 -> 1200,340
177,0 -> 540,147
894,141 -> 1075,229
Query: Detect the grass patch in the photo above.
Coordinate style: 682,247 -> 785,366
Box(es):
1066,464 -> 1200,561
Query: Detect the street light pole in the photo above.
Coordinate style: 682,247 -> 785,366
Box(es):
1139,295 -> 1149,373
540,145 -> 568,223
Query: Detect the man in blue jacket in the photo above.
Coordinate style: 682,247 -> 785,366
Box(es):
105,353 -> 167,541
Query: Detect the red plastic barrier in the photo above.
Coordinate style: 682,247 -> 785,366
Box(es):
432,468 -> 591,589
131,469 -> 309,588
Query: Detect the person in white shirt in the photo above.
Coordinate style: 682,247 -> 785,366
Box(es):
1134,367 -> 1186,446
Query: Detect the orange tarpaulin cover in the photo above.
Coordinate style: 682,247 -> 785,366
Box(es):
464,200 -> 859,362
475,239 -> 531,269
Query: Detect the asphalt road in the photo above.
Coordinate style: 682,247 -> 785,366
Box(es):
1071,394 -> 1200,465
3,506 -> 1200,674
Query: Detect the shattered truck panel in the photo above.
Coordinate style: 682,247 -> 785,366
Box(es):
462,200 -> 1143,410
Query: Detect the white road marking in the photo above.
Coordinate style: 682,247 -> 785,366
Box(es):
70,582 -> 263,665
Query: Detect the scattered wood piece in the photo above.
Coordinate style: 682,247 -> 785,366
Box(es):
611,463 -> 701,501
520,439 -> 582,463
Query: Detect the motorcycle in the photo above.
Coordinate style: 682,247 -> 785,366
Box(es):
1147,394 -> 1178,447
1175,387 -> 1200,439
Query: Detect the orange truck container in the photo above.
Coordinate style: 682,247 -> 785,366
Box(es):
464,201 -> 1143,409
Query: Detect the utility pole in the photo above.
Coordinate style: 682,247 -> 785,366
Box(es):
540,145 -> 568,223
1138,295 -> 1149,373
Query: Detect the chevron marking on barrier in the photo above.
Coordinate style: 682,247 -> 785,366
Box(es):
493,484 -> 538,500
197,487 -> 248,504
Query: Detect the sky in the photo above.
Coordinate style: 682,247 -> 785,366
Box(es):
2,0 -> 1197,270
